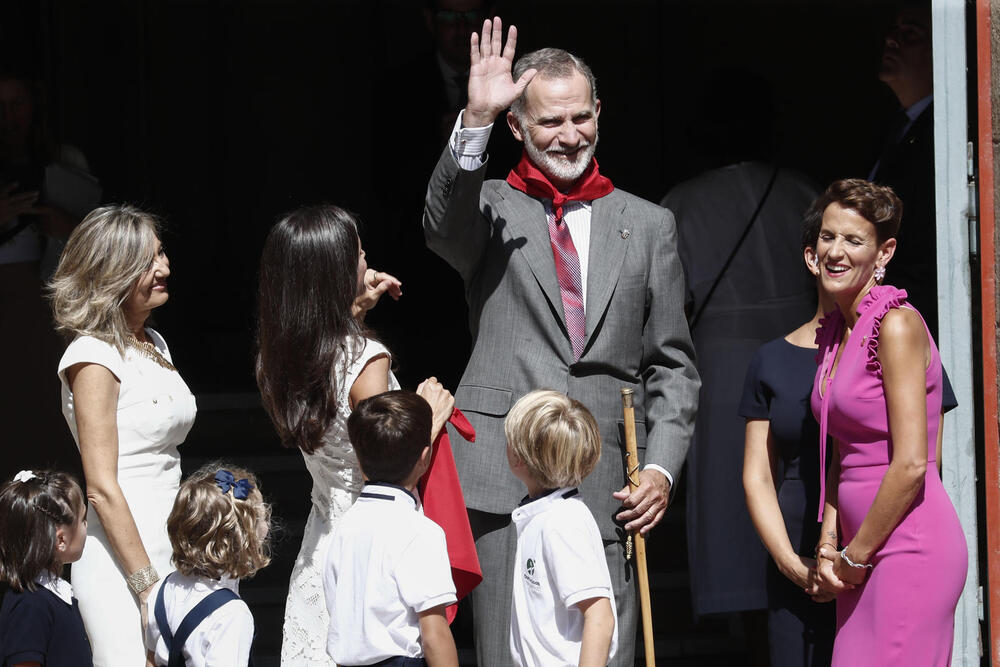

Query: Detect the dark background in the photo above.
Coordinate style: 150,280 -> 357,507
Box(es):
4,0 -> 900,395
2,1 -> 916,663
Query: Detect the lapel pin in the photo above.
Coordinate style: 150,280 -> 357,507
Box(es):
620,229 -> 630,239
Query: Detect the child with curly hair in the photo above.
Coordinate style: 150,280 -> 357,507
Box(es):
144,463 -> 271,667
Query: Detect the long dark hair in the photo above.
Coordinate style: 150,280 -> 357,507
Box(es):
256,205 -> 366,454
0,471 -> 85,592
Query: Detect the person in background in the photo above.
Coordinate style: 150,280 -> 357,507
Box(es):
866,2 -> 938,337
0,68 -> 98,485
661,70 -> 817,655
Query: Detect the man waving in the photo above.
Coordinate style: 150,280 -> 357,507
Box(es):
423,18 -> 700,666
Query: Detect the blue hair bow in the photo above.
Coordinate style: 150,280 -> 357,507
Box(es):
214,470 -> 253,500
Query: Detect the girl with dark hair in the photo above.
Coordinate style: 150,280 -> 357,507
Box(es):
256,204 -> 453,665
0,470 -> 92,667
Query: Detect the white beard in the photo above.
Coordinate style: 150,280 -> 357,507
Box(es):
522,131 -> 598,186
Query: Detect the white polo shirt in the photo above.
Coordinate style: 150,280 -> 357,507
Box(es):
510,487 -> 618,666
324,483 -> 457,665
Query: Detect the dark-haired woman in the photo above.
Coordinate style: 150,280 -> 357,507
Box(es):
256,205 -> 453,665
809,179 -> 966,665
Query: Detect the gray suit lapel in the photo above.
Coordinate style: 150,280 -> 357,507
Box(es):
585,191 -> 629,350
497,187 -> 564,322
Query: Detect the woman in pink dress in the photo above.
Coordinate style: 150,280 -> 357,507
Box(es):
808,179 -> 967,666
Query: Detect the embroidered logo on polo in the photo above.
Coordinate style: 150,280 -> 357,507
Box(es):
523,557 -> 540,588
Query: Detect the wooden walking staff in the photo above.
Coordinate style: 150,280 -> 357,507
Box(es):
621,388 -> 655,666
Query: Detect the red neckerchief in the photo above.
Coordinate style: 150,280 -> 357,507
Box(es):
506,150 -> 614,221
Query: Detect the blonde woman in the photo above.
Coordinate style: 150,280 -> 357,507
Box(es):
50,205 -> 196,666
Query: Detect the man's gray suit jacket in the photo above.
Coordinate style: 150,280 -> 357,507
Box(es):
424,147 -> 700,540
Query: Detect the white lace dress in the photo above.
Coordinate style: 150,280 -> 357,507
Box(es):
281,338 -> 398,665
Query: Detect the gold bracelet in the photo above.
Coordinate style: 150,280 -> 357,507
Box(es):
126,564 -> 159,594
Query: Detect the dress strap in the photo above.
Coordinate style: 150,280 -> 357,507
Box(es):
154,573 -> 174,655
816,333 -> 840,523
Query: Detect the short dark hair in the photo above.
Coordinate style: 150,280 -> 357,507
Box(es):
805,178 -> 903,245
347,391 -> 432,484
0,471 -> 85,592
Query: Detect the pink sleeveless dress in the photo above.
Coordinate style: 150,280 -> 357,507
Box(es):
810,285 -> 967,666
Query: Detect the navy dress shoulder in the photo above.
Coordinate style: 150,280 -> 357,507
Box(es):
0,586 -> 93,667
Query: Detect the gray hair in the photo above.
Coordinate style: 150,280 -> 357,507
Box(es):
510,48 -> 598,124
49,205 -> 163,355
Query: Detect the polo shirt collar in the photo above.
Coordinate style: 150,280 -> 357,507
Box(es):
360,482 -> 420,510
35,572 -> 74,605
512,487 -> 579,522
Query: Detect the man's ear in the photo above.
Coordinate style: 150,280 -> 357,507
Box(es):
594,98 -> 601,120
507,111 -> 524,142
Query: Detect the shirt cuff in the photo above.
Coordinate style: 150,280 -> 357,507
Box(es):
450,111 -> 493,170
413,592 -> 458,613
642,464 -> 674,488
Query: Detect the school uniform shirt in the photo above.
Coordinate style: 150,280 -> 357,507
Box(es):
144,572 -> 253,667
324,483 -> 457,665
0,574 -> 92,667
510,488 -> 618,667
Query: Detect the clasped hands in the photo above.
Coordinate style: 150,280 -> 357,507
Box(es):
807,543 -> 869,601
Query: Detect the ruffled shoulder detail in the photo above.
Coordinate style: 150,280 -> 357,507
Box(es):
858,285 -> 909,378
813,309 -> 843,364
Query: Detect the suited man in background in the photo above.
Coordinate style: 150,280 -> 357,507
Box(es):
423,18 -> 699,666
868,2 -> 938,336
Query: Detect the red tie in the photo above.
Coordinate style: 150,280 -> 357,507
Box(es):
548,212 -> 586,360
506,151 -> 614,361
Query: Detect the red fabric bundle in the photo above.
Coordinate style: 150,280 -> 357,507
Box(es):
418,408 -> 481,623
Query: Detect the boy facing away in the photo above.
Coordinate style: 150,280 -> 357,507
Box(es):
324,390 -> 458,667
505,390 -> 618,667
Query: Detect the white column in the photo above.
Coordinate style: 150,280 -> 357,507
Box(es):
932,1 -> 982,664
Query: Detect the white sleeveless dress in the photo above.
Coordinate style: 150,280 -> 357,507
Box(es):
280,337 -> 398,665
58,329 -> 196,667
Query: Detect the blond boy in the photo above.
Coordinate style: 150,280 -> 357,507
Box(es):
505,390 -> 617,667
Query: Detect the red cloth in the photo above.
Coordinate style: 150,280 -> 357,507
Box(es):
505,149 -> 614,223
418,408 -> 481,624
506,151 -> 614,360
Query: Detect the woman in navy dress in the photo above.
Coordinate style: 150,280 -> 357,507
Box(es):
740,212 -> 835,666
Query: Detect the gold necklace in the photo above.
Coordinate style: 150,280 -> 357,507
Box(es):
127,334 -> 177,372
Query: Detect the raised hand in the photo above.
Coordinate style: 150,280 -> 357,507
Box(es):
463,17 -> 537,128
352,268 -> 402,320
